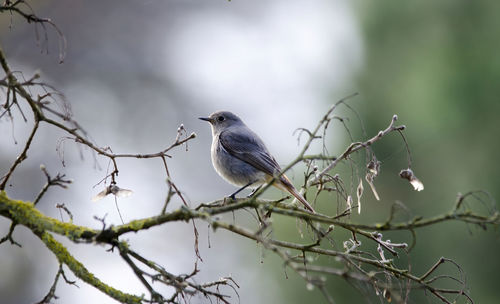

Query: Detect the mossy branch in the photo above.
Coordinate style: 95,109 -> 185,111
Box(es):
2,191 -> 497,246
1,187 -> 497,303
37,231 -> 142,304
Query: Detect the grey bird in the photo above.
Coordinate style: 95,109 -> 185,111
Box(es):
199,111 -> 316,213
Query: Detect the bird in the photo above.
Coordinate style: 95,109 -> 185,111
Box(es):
199,111 -> 315,213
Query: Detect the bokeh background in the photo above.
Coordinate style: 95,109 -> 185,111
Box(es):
1,1 -> 499,303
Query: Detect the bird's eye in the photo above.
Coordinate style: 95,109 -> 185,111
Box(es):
218,116 -> 225,122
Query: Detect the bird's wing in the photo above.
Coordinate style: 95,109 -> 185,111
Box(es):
219,128 -> 282,178
220,128 -> 316,213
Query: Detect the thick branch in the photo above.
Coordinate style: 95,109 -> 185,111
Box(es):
36,231 -> 142,304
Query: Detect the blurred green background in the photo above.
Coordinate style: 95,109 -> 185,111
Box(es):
360,2 -> 500,302
334,1 -> 500,302
1,1 -> 499,303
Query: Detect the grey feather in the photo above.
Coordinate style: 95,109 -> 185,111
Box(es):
219,127 -> 281,178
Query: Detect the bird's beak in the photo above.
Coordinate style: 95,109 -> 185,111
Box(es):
198,117 -> 211,122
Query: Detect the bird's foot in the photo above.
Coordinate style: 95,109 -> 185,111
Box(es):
223,195 -> 236,205
247,185 -> 262,198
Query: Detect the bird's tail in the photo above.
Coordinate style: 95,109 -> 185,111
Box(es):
275,175 -> 316,213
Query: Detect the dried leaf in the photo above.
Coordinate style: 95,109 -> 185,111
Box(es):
92,185 -> 133,202
91,188 -> 109,202
356,179 -> 363,214
346,195 -> 353,211
399,168 -> 424,191
365,159 -> 381,201
365,173 -> 380,201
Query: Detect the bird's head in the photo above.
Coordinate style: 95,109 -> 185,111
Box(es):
199,111 -> 244,134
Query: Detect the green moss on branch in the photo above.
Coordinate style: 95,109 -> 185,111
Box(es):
38,231 -> 142,304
